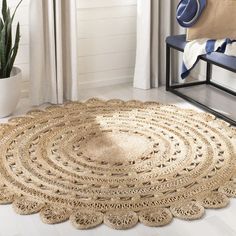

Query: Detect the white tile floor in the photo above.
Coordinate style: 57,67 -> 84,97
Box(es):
0,83 -> 235,236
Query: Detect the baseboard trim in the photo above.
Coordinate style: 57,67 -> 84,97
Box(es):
190,71 -> 236,92
78,76 -> 133,89
19,76 -> 135,97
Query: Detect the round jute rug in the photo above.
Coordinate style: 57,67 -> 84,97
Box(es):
0,98 -> 235,230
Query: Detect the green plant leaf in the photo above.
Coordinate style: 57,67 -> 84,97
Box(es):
0,23 -> 7,77
12,0 -> 24,21
2,0 -> 7,22
0,0 -> 22,78
6,11 -> 12,63
0,18 -> 3,32
7,22 -> 20,77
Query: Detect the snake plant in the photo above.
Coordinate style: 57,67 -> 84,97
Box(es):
0,0 -> 23,79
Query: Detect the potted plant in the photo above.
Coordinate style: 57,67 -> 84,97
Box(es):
0,0 -> 22,117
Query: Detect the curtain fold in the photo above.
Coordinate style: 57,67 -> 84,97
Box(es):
134,0 -> 182,89
29,0 -> 78,105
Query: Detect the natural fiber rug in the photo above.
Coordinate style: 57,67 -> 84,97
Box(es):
0,99 -> 235,230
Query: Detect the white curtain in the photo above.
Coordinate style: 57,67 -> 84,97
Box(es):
134,0 -> 182,89
29,0 -> 78,105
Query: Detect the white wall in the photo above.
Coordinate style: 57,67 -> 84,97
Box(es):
191,62 -> 236,91
0,0 -> 30,97
77,0 -> 137,88
212,67 -> 236,91
1,0 -> 137,96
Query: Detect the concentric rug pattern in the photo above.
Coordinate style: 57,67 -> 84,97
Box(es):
0,98 -> 236,230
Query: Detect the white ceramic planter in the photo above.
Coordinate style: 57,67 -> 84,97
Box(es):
0,67 -> 22,118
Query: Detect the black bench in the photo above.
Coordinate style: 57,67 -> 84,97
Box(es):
166,34 -> 236,126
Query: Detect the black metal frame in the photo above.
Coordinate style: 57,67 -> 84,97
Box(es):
166,43 -> 236,126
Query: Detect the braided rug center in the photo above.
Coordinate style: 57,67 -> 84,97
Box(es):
80,132 -> 150,163
0,99 -> 235,230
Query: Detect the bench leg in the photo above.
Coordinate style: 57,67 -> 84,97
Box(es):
206,62 -> 212,84
166,44 -> 171,91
